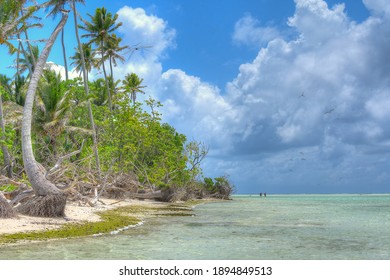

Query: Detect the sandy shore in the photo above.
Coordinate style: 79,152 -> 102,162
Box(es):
0,198 -> 161,235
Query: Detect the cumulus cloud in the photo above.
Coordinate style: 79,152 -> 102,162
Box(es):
363,0 -> 390,17
157,69 -> 238,153
107,1 -> 390,192
225,0 -> 390,154
232,14 -> 280,47
217,0 -> 390,192
45,62 -> 82,81
115,6 -> 176,86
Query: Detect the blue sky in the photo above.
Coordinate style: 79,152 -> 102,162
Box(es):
1,0 -> 390,194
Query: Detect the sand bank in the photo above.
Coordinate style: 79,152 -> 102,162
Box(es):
0,198 -> 162,235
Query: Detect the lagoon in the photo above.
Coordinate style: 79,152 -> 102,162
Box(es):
1,194 -> 390,259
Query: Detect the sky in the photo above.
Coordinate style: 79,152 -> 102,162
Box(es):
1,0 -> 390,194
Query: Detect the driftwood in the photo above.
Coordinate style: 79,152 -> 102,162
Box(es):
10,189 -> 34,206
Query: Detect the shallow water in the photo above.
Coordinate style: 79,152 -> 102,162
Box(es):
1,194 -> 390,259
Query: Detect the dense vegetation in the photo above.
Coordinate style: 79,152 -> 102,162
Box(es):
0,0 -> 234,218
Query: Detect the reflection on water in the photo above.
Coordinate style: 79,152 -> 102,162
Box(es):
1,195 -> 390,259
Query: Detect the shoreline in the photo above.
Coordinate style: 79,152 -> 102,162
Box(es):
0,198 -> 221,246
0,198 -> 158,235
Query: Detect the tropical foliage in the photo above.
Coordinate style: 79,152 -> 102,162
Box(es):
0,2 -> 234,218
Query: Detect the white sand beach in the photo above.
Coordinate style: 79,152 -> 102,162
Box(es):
0,199 -> 158,235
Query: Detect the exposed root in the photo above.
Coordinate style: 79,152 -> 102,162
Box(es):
0,194 -> 16,218
16,192 -> 67,217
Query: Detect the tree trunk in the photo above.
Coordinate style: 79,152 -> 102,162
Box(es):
101,42 -> 113,114
19,7 -> 37,69
17,32 -> 34,76
19,12 -> 69,217
61,29 -> 69,81
72,0 -> 101,179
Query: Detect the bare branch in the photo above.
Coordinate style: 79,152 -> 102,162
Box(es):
45,140 -> 84,178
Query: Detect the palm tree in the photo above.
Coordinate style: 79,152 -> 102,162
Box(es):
90,78 -> 106,106
35,69 -> 91,160
16,44 -> 39,76
70,43 -> 95,80
0,1 -> 37,184
102,33 -> 127,90
0,0 -> 36,52
18,10 -> 69,217
43,0 -> 85,80
71,0 -> 101,178
79,7 -> 122,113
19,6 -> 42,69
13,74 -> 27,106
36,69 -> 69,157
122,73 -> 146,105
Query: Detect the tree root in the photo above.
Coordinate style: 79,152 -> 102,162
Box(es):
16,192 -> 67,217
0,193 -> 16,218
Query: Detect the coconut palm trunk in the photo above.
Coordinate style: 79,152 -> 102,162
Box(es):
18,11 -> 69,217
100,43 -> 113,113
71,0 -> 101,178
61,29 -> 69,80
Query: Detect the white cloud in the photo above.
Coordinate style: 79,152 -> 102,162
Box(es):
114,6 -> 176,88
232,14 -> 280,47
288,0 -> 349,45
102,1 -> 390,192
117,6 -> 176,56
204,0 -> 390,192
45,61 -> 81,81
157,69 -> 238,152
363,0 -> 390,17
224,0 -> 390,155
366,91 -> 390,121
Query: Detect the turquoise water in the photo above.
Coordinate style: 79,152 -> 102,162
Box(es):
1,195 -> 390,259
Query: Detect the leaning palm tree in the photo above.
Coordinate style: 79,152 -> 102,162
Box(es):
79,7 -> 122,113
18,10 -> 69,217
122,73 -> 146,105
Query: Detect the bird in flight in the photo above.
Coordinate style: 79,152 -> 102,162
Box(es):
324,108 -> 335,115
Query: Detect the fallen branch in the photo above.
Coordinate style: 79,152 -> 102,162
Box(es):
10,189 -> 34,206
45,140 -> 84,179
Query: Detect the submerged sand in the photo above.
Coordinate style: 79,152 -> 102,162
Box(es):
0,199 -> 161,235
